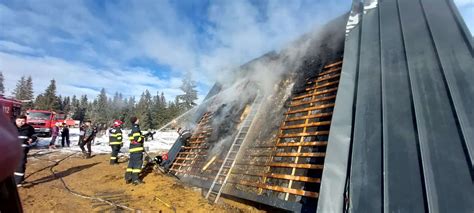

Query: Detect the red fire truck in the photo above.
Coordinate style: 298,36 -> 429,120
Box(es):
0,96 -> 22,121
26,109 -> 68,137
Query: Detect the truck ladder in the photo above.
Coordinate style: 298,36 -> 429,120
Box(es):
205,93 -> 264,203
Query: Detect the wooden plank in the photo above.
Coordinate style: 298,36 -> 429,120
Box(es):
175,157 -> 198,161
235,162 -> 323,169
232,180 -> 318,198
265,173 -> 321,183
323,60 -> 343,69
181,146 -> 209,150
269,163 -> 324,169
247,146 -> 274,149
177,151 -> 207,155
314,80 -> 340,89
278,131 -> 329,138
248,153 -> 273,157
305,80 -> 340,91
293,88 -> 338,100
285,103 -> 335,114
189,141 -> 206,144
276,141 -> 328,147
230,172 -> 321,183
285,112 -> 333,122
189,139 -> 208,143
275,152 -> 326,157
172,162 -> 193,167
318,67 -> 342,76
290,95 -> 336,107
282,121 -> 331,130
190,135 -> 209,140
315,73 -> 341,83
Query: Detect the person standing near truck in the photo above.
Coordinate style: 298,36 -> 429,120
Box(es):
14,115 -> 36,187
61,123 -> 70,147
48,123 -> 60,149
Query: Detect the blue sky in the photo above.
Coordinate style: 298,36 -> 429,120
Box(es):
0,0 -> 472,102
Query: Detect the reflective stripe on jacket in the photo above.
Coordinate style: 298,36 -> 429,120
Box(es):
109,127 -> 123,145
128,124 -> 144,153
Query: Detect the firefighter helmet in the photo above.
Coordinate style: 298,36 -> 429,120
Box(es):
113,120 -> 123,127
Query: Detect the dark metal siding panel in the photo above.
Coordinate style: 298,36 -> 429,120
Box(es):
421,0 -> 474,169
317,25 -> 361,213
348,7 -> 383,212
398,0 -> 474,211
379,0 -> 426,211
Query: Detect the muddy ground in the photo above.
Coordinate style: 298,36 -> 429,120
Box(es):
18,150 -> 263,212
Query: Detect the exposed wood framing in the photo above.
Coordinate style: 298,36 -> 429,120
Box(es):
230,60 -> 343,201
169,112 -> 214,176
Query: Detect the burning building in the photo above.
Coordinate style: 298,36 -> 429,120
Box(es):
165,0 -> 474,212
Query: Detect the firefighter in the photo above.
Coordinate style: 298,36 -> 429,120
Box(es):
79,120 -> 94,158
14,115 -> 36,187
109,120 -> 123,165
125,116 -> 145,185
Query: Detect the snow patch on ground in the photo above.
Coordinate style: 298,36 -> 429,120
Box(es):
33,128 -> 179,155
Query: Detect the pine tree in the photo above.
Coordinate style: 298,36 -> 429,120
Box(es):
93,88 -> 109,126
136,90 -> 153,130
57,95 -> 63,110
13,76 -> 26,99
70,95 -> 80,119
122,96 -> 136,128
177,75 -> 198,110
23,76 -> 34,110
62,96 -> 71,116
35,79 -> 60,110
74,95 -> 88,121
152,91 -> 168,128
86,99 -> 97,123
0,71 -> 4,95
34,94 -> 44,109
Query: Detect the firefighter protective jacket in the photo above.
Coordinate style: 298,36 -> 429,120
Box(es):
17,124 -> 36,148
128,124 -> 144,153
109,127 -> 123,145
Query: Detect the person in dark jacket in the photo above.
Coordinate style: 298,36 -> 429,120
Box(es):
14,115 -> 36,186
109,120 -> 123,165
61,123 -> 70,147
124,116 -> 145,185
49,123 -> 60,149
79,120 -> 94,158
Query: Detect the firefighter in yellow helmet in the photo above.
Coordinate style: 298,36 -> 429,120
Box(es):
109,120 -> 123,165
124,117 -> 145,185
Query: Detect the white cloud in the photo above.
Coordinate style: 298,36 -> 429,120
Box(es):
0,0 -> 351,100
0,40 -> 38,54
0,52 -> 182,101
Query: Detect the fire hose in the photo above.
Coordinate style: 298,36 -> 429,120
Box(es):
31,151 -> 136,211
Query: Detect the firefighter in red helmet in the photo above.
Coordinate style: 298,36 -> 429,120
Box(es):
108,119 -> 123,165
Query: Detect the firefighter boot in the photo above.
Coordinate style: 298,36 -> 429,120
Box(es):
132,179 -> 145,185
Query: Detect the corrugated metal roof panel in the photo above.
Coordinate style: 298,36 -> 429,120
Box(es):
319,0 -> 474,212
